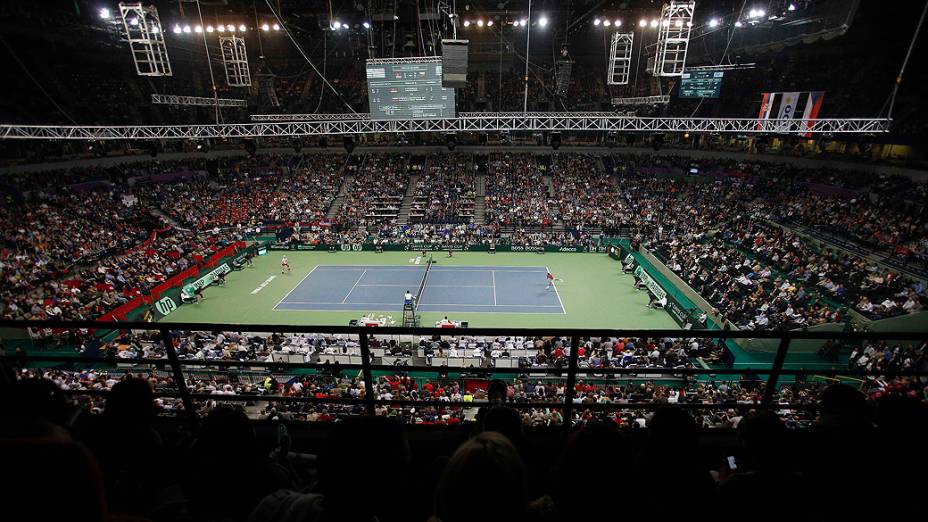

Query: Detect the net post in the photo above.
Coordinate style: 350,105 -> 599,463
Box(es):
359,331 -> 376,415
562,334 -> 582,438
159,327 -> 195,417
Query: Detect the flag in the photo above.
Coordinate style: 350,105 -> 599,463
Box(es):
756,92 -> 773,129
800,91 -> 826,138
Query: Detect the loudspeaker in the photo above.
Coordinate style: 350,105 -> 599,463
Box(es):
343,136 -> 355,154
441,39 -> 469,88
550,133 -> 561,150
555,59 -> 573,98
446,134 -> 456,151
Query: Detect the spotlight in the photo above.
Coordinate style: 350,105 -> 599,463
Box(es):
173,24 -> 182,34
615,20 -> 622,27
487,20 -> 493,27
603,20 -> 611,27
129,17 -> 139,26
463,20 -> 470,27
675,20 -> 683,28
639,19 -> 647,27
788,4 -> 797,11
343,136 -> 355,154
238,24 -> 246,31
539,16 -> 548,27
593,18 -> 601,26
217,24 -> 225,32
362,21 -> 370,29
332,20 -> 342,30
477,19 -> 484,27
650,19 -> 658,28
151,25 -> 160,34
734,21 -> 743,27
227,24 -> 235,32
99,8 -> 111,20
519,19 -> 527,27
183,25 -> 191,33
272,23 -> 280,30
194,25 -> 202,33
261,23 -> 270,31
206,25 -> 214,32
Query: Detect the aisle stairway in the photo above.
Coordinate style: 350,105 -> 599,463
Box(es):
396,173 -> 420,225
474,173 -> 487,224
325,155 -> 361,219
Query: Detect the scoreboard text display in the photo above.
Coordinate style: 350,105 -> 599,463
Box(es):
366,58 -> 456,120
679,71 -> 724,99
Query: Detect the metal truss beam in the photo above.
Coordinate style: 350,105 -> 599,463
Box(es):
686,63 -> 756,72
0,115 -> 891,140
152,94 -> 247,107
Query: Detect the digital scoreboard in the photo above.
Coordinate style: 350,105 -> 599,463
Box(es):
679,71 -> 724,99
366,57 -> 456,120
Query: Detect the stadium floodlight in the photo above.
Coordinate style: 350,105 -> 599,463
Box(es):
194,25 -> 202,33
182,25 -> 191,33
272,23 -> 280,30
227,24 -> 235,32
151,25 -> 160,34
675,20 -> 683,27
650,19 -> 659,28
217,24 -> 225,32
594,18 -> 601,26
99,8 -> 111,19
603,20 -> 611,27
639,19 -> 647,27
615,20 -> 622,27
709,18 -> 719,28
129,17 -> 139,26
206,25 -> 214,32
539,16 -> 549,27
734,21 -> 743,27
261,23 -> 270,31
362,21 -> 370,29
463,20 -> 470,27
238,24 -> 246,31
788,3 -> 796,11
477,19 -> 484,27
173,24 -> 181,34
487,20 -> 493,26
519,19 -> 527,27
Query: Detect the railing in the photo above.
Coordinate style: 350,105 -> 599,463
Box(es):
2,319 -> 926,436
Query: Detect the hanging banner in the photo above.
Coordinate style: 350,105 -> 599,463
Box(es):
777,91 -> 800,120
800,91 -> 826,138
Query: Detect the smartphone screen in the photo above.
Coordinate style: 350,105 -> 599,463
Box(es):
726,456 -> 738,470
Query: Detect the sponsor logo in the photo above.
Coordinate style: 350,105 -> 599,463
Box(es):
511,245 -> 544,252
189,263 -> 232,291
339,243 -> 363,252
155,296 -> 177,316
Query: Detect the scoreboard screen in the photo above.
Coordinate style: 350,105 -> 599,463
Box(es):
366,58 -> 456,120
679,71 -> 724,99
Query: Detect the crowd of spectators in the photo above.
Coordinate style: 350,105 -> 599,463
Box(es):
485,153 -> 555,227
408,153 -> 476,224
336,153 -> 410,228
2,150 -> 926,329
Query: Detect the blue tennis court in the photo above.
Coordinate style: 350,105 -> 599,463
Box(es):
274,264 -> 565,314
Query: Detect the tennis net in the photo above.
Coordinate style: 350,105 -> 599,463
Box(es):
414,255 -> 433,311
